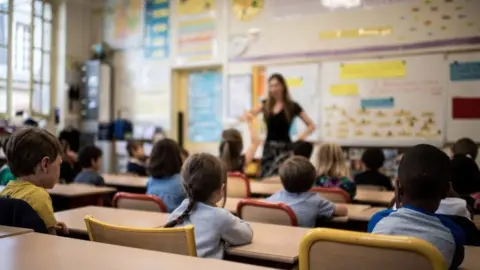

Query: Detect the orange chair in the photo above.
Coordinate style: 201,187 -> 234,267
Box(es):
311,187 -> 351,203
237,199 -> 297,226
113,192 -> 167,212
227,172 -> 251,198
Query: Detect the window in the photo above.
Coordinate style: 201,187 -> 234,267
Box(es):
0,0 -> 53,117
14,22 -> 30,72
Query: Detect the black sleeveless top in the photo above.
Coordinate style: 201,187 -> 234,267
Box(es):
264,101 -> 303,142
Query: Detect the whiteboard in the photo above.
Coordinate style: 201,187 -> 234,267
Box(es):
266,63 -> 321,141
320,54 -> 447,147
446,52 -> 480,142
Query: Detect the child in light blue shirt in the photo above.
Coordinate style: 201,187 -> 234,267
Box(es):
166,153 -> 253,259
266,156 -> 348,227
146,139 -> 185,212
368,144 -> 465,269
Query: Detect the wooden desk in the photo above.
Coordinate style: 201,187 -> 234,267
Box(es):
0,226 -> 32,239
461,246 -> 480,270
354,190 -> 394,206
0,233 -> 273,270
249,182 -> 282,196
474,215 -> 480,229
347,206 -> 386,222
227,222 -> 309,264
103,174 -> 148,188
48,183 -> 116,197
55,206 -> 166,234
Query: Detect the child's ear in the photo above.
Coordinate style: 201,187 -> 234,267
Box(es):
40,156 -> 50,173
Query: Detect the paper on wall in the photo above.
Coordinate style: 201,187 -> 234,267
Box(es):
340,60 -> 406,79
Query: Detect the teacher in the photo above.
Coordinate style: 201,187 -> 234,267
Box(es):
248,73 -> 315,178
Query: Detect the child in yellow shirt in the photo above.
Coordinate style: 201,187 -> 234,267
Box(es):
0,127 -> 68,234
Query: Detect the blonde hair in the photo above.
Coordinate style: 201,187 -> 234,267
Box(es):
316,143 -> 350,178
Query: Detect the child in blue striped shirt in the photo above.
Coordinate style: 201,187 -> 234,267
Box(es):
266,156 -> 348,227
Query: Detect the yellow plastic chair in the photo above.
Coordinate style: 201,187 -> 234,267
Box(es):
84,215 -> 197,256
299,228 -> 448,270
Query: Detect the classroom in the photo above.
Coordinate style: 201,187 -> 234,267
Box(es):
0,0 -> 480,269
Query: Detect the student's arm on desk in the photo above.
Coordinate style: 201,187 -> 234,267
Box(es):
219,209 -> 253,246
333,204 -> 348,216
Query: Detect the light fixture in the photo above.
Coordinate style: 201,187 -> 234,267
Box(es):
321,0 -> 362,9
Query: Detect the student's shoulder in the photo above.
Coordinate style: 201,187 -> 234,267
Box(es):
436,214 -> 466,245
367,209 -> 395,232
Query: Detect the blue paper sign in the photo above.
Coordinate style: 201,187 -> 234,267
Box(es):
188,71 -> 223,142
144,0 -> 169,59
361,97 -> 395,109
450,61 -> 480,81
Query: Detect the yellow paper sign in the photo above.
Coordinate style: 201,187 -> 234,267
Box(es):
330,84 -> 358,96
178,0 -> 214,16
319,26 -> 392,39
340,60 -> 406,79
286,77 -> 303,88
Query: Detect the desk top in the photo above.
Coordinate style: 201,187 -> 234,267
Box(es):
249,182 -> 282,196
354,190 -> 394,206
55,206 -> 166,233
103,174 -> 148,188
461,246 -> 480,270
0,226 -> 32,239
0,233 -> 273,270
48,183 -> 116,197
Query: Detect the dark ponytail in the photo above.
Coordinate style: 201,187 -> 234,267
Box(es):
219,129 -> 243,172
164,199 -> 196,228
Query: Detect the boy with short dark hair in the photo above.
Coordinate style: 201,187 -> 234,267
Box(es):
74,145 -> 104,186
368,144 -> 465,269
265,156 -> 347,227
126,141 -> 147,176
0,127 -> 68,234
452,137 -> 478,159
354,148 -> 393,190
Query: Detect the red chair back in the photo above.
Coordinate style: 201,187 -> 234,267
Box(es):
113,192 -> 167,212
227,172 -> 251,198
237,199 -> 297,226
311,187 -> 351,203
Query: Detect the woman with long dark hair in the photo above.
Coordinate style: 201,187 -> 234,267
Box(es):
246,73 -> 315,177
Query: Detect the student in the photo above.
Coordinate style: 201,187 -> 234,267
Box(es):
166,153 -> 253,259
368,144 -> 465,269
146,139 -> 185,212
266,156 -> 348,227
59,140 -> 80,183
74,145 -> 105,186
451,137 -> 478,159
0,127 -> 68,234
0,136 -> 15,186
315,143 -> 356,199
219,115 -> 260,173
450,153 -> 480,197
126,141 -> 147,176
354,148 -> 394,191
262,140 -> 314,178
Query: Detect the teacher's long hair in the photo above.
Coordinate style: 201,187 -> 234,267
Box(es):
264,73 -> 295,122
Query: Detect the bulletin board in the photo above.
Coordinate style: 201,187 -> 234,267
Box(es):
320,54 -> 447,146
446,52 -> 480,142
266,63 -> 321,141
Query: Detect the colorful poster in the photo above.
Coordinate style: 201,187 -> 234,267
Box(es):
340,60 -> 406,79
361,97 -> 395,108
144,0 -> 169,59
450,61 -> 480,81
176,0 -> 216,64
113,0 -> 143,42
188,71 -> 223,142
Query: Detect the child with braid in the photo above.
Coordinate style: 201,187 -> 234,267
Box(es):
165,153 -> 253,259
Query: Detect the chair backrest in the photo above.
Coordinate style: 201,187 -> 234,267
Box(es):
237,199 -> 297,226
112,192 -> 167,212
227,172 -> 251,198
357,184 -> 387,191
0,197 -> 48,233
299,228 -> 447,270
311,187 -> 351,203
84,215 -> 197,256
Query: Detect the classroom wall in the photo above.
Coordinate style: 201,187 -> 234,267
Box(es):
98,0 -> 480,153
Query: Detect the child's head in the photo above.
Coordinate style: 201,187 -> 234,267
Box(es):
78,145 -> 103,171
219,129 -> 243,171
292,141 -> 314,159
279,156 -> 316,193
316,143 -> 349,178
452,138 -> 478,159
126,140 -> 145,159
6,127 -> 62,188
361,148 -> 385,171
451,153 -> 480,194
165,153 -> 226,228
148,138 -> 182,179
397,144 -> 451,211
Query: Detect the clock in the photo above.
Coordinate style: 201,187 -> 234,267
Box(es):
228,34 -> 250,58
